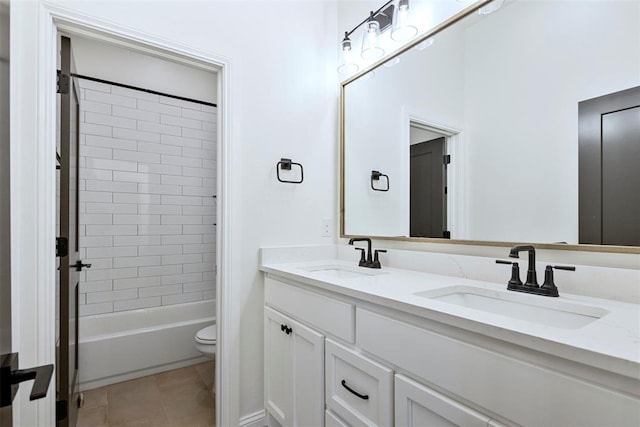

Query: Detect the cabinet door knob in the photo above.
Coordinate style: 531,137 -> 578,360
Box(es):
341,379 -> 369,400
280,324 -> 292,335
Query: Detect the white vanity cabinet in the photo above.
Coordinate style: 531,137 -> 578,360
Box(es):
263,273 -> 640,427
264,306 -> 324,427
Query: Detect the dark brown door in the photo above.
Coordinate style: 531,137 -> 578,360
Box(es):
579,86 -> 640,246
58,35 -> 86,427
410,137 -> 447,238
0,1 -> 11,424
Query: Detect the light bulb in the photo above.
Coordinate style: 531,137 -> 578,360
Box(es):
361,14 -> 384,60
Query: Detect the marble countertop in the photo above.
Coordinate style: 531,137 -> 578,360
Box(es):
260,257 -> 640,380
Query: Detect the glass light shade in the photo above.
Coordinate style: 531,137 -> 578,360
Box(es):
338,34 -> 359,75
391,0 -> 418,42
414,37 -> 434,51
383,57 -> 401,68
361,19 -> 384,60
338,50 -> 359,75
478,0 -> 504,15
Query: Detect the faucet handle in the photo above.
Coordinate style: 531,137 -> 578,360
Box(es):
354,247 -> 367,267
540,265 -> 576,297
371,249 -> 387,269
496,260 -> 523,289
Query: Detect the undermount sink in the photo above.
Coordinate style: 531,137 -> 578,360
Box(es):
415,286 -> 609,329
302,264 -> 386,280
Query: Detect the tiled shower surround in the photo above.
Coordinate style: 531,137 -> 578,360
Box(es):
77,79 -> 217,316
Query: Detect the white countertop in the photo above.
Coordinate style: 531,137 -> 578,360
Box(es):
261,257 -> 640,380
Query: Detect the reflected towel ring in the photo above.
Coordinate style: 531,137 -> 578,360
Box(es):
277,158 -> 304,184
371,170 -> 389,191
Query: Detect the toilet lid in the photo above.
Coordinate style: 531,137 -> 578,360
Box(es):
196,325 -> 217,344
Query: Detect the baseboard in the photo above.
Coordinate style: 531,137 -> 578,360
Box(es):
239,409 -> 266,427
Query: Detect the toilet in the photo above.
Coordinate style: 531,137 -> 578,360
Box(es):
195,323 -> 217,359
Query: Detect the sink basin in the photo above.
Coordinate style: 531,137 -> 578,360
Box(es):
302,265 -> 385,280
415,286 -> 609,329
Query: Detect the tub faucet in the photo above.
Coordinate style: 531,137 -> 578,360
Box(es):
348,238 -> 372,267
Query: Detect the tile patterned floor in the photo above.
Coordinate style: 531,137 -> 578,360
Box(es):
77,361 -> 215,427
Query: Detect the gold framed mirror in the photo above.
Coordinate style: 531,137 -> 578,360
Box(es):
340,0 -> 640,253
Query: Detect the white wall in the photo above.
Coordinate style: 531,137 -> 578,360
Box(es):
13,0 -> 338,424
69,35 -> 217,103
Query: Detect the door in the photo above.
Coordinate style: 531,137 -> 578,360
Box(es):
579,86 -> 640,245
57,35 -> 88,427
0,1 -> 11,424
410,137 -> 447,238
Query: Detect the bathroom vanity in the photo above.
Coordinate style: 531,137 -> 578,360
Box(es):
260,246 -> 640,427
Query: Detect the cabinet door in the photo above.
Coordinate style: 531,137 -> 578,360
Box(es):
395,374 -> 492,427
265,307 -> 293,426
291,313 -> 324,427
265,307 -> 324,427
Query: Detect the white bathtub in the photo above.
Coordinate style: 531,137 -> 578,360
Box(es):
79,300 -> 215,390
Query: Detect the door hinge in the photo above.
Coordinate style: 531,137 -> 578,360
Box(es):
56,237 -> 68,257
56,399 -> 68,422
57,70 -> 69,94
443,230 -> 451,239
443,154 -> 451,165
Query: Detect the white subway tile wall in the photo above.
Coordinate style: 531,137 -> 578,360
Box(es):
78,79 -> 217,316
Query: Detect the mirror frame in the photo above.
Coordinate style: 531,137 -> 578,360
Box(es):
339,0 -> 640,254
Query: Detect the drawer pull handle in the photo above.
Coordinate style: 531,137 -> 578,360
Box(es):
341,379 -> 369,400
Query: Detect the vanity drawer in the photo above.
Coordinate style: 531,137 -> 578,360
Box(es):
325,338 -> 393,427
357,308 -> 640,427
265,276 -> 354,342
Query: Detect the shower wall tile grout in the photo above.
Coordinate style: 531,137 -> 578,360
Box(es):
77,79 -> 217,317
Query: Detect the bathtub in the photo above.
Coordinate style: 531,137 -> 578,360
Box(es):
79,300 -> 215,390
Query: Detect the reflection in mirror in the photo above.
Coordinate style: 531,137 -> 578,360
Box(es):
342,0 -> 640,247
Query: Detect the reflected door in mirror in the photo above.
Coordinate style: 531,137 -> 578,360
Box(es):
410,137 -> 447,238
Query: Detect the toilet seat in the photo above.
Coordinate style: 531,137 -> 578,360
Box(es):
196,325 -> 217,345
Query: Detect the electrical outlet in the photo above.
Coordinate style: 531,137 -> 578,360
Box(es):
321,219 -> 332,237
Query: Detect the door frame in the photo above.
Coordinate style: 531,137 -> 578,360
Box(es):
10,2 -> 237,426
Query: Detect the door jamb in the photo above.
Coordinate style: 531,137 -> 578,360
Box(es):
12,2 -> 237,425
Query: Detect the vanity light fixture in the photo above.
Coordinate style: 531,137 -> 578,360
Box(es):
338,0 -> 395,69
361,12 -> 385,60
391,0 -> 418,42
337,32 -> 359,75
